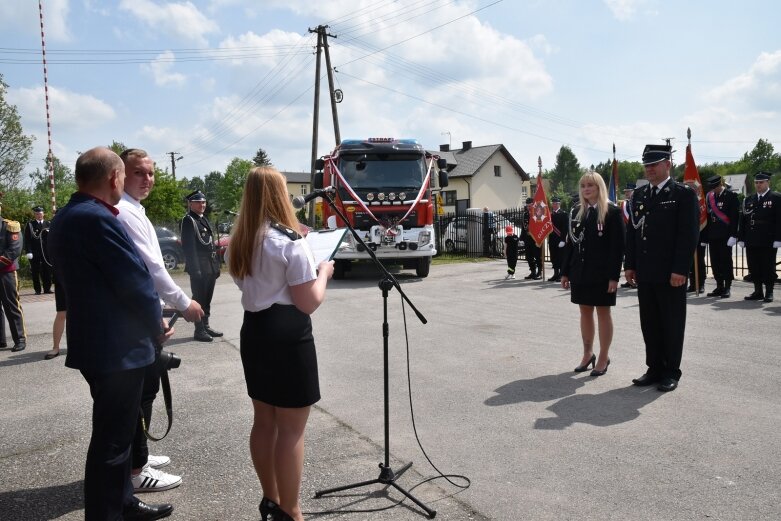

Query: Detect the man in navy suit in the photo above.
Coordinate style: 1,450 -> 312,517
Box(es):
624,144 -> 699,393
49,147 -> 175,521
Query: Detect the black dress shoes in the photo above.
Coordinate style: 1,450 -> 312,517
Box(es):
657,378 -> 678,392
123,500 -> 173,520
11,342 -> 26,352
632,373 -> 659,386
194,329 -> 213,342
204,326 -> 223,337
744,292 -> 764,301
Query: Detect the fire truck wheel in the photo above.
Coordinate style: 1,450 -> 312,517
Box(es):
333,260 -> 347,279
416,257 -> 431,278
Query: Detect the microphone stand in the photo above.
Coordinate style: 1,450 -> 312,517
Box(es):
313,192 -> 435,519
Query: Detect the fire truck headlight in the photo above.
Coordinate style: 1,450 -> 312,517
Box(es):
398,192 -> 407,201
388,192 -> 396,201
366,193 -> 375,201
377,192 -> 386,201
418,231 -> 431,246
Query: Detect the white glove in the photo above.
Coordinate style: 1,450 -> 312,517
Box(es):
727,237 -> 737,247
519,240 -> 525,246
773,241 -> 781,248
26,253 -> 33,260
700,242 -> 707,247
558,241 -> 565,248
738,241 -> 745,249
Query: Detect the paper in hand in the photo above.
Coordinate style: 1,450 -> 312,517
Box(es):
305,228 -> 348,265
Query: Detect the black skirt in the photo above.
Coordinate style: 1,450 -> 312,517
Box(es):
570,282 -> 616,307
240,304 -> 320,408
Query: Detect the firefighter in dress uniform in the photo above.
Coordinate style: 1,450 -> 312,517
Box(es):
181,190 -> 222,342
522,197 -> 542,279
620,184 -> 637,288
0,202 -> 28,351
624,144 -> 699,393
738,171 -> 781,303
548,197 -> 568,282
24,205 -> 53,294
704,175 -> 739,298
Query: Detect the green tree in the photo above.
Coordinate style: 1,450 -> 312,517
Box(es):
144,167 -> 186,226
28,154 -> 77,209
252,147 -> 273,167
203,171 -> 223,200
547,145 -> 581,194
0,74 -> 35,188
108,140 -> 126,155
217,158 -> 252,212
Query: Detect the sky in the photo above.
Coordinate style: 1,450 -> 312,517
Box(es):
1,0 -> 779,183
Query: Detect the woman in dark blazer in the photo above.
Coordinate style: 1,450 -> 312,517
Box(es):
561,171 -> 625,376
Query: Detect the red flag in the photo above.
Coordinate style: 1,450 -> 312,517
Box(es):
683,143 -> 707,231
528,173 -> 553,246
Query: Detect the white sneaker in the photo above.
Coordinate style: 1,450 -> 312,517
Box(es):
132,464 -> 182,493
147,454 -> 170,469
511,274 -> 516,279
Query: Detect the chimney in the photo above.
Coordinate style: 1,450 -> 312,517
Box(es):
462,140 -> 472,151
440,144 -> 450,152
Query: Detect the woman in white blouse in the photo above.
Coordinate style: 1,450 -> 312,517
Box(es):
227,167 -> 334,521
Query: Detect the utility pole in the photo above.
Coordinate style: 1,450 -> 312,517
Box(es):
168,151 -> 182,179
321,28 -> 341,145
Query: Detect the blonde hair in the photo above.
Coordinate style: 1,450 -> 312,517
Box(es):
227,167 -> 300,279
576,171 -> 609,225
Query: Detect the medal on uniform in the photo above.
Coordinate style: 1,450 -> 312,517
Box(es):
597,222 -> 603,237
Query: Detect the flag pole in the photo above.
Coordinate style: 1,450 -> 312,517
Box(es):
538,156 -> 546,281
688,127 -> 701,295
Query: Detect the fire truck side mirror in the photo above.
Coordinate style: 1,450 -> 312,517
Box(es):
314,158 -> 325,172
313,171 -> 324,190
438,169 -> 449,188
437,158 -> 447,169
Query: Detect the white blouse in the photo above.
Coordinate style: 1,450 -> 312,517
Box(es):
232,224 -> 317,312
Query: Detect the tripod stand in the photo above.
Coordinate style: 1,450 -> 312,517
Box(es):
313,194 -> 436,519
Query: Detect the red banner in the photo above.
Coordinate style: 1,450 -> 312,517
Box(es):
683,143 -> 707,231
528,173 -> 553,247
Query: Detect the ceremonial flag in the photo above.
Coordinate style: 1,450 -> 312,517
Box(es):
683,143 -> 707,231
608,157 -> 618,203
528,173 -> 553,247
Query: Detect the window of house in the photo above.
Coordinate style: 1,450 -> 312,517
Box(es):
443,190 -> 458,206
521,187 -> 529,200
300,185 -> 308,195
494,165 -> 501,177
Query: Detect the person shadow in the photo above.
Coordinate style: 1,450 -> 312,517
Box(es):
485,372 -> 586,406
0,480 -> 83,519
534,385 -> 664,430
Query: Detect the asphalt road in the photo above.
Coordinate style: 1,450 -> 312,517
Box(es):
1,261 -> 779,520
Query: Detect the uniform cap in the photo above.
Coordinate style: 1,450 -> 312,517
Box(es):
32,205 -> 44,212
624,183 -> 636,190
525,197 -> 533,204
551,196 -> 561,203
505,224 -> 514,234
186,190 -> 207,202
754,171 -> 773,181
706,175 -> 722,189
642,144 -> 673,165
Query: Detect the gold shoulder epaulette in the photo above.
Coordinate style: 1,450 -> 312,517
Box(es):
4,219 -> 21,233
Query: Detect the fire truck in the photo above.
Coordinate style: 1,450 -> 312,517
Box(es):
313,137 -> 449,279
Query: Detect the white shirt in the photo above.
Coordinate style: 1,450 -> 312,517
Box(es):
232,224 -> 317,312
116,192 -> 191,311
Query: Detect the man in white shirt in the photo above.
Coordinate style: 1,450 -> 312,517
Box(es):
117,148 -> 205,494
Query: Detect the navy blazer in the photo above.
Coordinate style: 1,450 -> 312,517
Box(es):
625,180 -> 699,283
50,192 -> 163,373
562,204 -> 625,283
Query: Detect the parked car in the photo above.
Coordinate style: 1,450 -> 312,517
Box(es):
155,226 -> 184,270
442,216 -> 523,256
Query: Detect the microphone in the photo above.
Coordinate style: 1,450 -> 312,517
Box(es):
292,186 -> 335,209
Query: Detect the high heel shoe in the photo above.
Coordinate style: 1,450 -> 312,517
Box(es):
274,508 -> 295,521
259,497 -> 280,521
590,358 -> 611,376
574,354 -> 596,372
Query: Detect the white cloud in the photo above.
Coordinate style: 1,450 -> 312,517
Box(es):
603,0 -> 650,21
8,85 -> 116,130
119,0 -> 219,46
705,50 -> 781,112
0,0 -> 71,42
141,51 -> 187,87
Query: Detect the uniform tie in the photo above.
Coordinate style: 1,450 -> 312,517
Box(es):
651,186 -> 659,199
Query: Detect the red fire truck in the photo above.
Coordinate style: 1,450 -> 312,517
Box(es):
314,137 -> 448,278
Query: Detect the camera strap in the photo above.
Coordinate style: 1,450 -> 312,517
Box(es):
140,370 -> 174,442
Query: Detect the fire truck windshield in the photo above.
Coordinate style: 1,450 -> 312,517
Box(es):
338,153 -> 426,189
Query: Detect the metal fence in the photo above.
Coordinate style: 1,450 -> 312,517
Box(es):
435,209 -> 770,279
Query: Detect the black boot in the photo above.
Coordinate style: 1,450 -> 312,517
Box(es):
203,318 -> 223,337
720,280 -> 731,298
744,282 -> 764,301
707,281 -> 724,297
764,283 -> 774,303
194,321 -> 213,342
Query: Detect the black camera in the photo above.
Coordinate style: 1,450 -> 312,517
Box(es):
158,349 -> 181,371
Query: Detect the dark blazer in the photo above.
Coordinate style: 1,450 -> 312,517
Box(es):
562,204 -> 625,283
549,208 -> 568,244
625,180 -> 699,283
49,192 -> 162,373
704,188 -> 739,240
0,218 -> 22,273
738,191 -> 781,247
24,219 -> 51,257
181,210 -> 220,277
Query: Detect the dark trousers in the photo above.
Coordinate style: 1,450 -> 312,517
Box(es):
688,244 -> 706,287
708,240 -> 734,282
746,246 -> 778,284
189,273 -> 217,318
132,355 -> 162,469
525,240 -> 541,273
0,271 -> 26,344
30,257 -> 53,293
81,366 -> 147,520
549,241 -> 562,274
637,282 -> 687,381
506,253 -> 518,273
